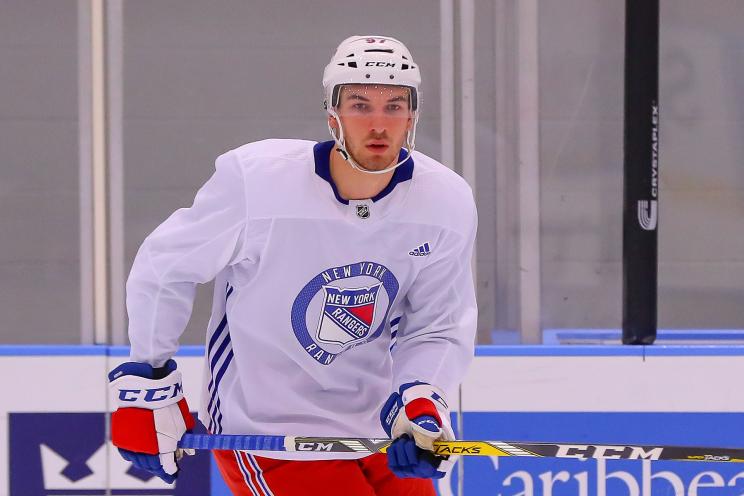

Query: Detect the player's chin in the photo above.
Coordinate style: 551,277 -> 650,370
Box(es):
359,159 -> 392,172
357,152 -> 398,172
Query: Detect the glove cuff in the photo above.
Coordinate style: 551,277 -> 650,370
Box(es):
399,382 -> 448,411
380,392 -> 404,438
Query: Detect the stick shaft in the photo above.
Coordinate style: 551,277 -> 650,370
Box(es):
179,434 -> 744,463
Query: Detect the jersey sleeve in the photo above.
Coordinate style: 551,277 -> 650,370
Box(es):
126,151 -> 247,367
391,204 -> 478,401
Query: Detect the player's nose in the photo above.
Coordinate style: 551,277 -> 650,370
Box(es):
369,118 -> 388,135
368,127 -> 388,140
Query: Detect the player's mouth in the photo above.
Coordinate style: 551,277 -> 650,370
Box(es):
366,142 -> 389,154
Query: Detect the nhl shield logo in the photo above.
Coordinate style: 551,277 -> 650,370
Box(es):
356,204 -> 370,219
316,284 -> 382,346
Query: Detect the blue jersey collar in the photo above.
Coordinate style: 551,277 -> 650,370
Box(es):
313,140 -> 414,205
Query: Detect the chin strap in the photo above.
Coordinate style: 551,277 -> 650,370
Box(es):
327,108 -> 417,175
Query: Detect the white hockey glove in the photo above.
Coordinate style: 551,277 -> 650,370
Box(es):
108,359 -> 195,483
380,381 -> 456,479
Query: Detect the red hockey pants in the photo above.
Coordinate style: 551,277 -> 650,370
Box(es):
213,450 -> 437,496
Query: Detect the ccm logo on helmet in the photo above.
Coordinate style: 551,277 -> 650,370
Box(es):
118,383 -> 183,402
366,61 -> 396,67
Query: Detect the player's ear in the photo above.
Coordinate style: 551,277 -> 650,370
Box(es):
328,114 -> 339,131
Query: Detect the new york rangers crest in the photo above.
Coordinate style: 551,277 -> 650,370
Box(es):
292,262 -> 399,365
317,284 -> 381,345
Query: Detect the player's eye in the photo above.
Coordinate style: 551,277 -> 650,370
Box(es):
386,104 -> 402,112
352,103 -> 369,112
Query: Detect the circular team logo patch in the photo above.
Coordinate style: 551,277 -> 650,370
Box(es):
291,261 -> 399,365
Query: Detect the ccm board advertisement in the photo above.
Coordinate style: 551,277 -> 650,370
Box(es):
2,346 -> 744,495
455,349 -> 744,495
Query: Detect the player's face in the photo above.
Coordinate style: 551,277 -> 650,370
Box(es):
330,84 -> 413,171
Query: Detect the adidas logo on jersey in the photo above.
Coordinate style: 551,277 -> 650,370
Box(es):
408,242 -> 431,257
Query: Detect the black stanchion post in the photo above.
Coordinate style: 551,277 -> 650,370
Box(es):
622,0 -> 659,344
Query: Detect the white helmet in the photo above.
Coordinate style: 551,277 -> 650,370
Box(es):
322,36 -> 421,174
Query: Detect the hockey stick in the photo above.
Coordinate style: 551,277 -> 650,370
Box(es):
179,434 -> 744,463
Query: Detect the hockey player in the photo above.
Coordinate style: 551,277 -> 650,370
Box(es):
108,35 -> 477,495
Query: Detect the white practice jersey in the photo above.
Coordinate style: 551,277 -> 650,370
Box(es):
126,139 -> 477,459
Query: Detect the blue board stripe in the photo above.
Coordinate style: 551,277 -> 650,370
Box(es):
4,343 -> 744,358
555,332 -> 744,341
0,345 -> 206,357
0,345 -> 107,356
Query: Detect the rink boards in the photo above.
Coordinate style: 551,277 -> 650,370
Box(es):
2,345 -> 744,496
